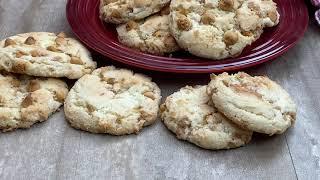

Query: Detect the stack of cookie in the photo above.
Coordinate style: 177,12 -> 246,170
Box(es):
160,72 -> 297,150
0,32 -> 163,135
0,32 -> 96,131
100,0 -> 280,59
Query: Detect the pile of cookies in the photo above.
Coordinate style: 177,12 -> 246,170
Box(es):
0,31 -> 296,150
161,72 -> 296,149
0,32 -> 162,135
100,0 -> 280,59
0,32 -> 96,131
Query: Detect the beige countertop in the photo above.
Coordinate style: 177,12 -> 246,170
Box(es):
0,0 -> 319,179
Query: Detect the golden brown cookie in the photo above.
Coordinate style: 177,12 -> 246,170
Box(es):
0,72 -> 68,132
64,66 -> 162,135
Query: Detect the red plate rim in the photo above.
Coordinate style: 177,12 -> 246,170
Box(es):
66,0 -> 309,73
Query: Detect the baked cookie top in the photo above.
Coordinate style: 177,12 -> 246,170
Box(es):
64,66 -> 161,135
117,9 -> 180,55
160,85 -> 252,150
0,32 -> 96,79
207,72 -> 296,135
0,72 -> 68,132
169,0 -> 279,60
100,0 -> 170,24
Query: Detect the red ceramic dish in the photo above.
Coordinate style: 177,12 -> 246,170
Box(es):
66,0 -> 309,73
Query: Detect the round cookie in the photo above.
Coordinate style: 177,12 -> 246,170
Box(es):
160,85 -> 252,150
117,10 -> 180,55
100,0 -> 170,24
64,66 -> 161,135
0,72 -> 68,132
207,72 -> 297,135
169,0 -> 280,60
0,32 -> 97,79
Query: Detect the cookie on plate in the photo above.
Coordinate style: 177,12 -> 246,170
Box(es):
207,72 -> 296,135
0,32 -> 96,79
117,8 -> 180,55
160,85 -> 252,150
64,66 -> 161,135
0,72 -> 68,132
100,0 -> 170,24
169,0 -> 280,60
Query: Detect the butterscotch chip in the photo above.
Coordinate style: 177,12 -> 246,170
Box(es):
0,32 -> 96,79
117,14 -> 179,55
4,39 -> 16,47
21,94 -> 34,108
169,0 -> 280,60
0,72 -> 68,132
70,56 -> 83,65
47,46 -> 60,52
30,50 -> 40,57
24,36 -> 36,45
12,61 -> 27,73
64,66 -> 161,135
267,10 -> 278,23
110,10 -> 121,18
177,16 -> 192,31
143,91 -> 155,100
99,0 -> 170,24
201,12 -> 215,25
224,31 -> 239,45
219,0 -> 234,11
16,51 -> 29,58
57,32 -> 66,38
163,36 -> 177,48
125,20 -> 139,31
207,72 -> 297,135
30,50 -> 47,57
160,85 -> 252,150
242,31 -> 253,36
27,80 -> 41,92
55,37 -> 67,45
53,90 -> 66,103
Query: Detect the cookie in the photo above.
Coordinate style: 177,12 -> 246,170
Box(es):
117,10 -> 180,55
64,66 -> 161,135
100,0 -> 170,24
0,72 -> 68,132
160,85 -> 252,150
207,72 -> 296,135
0,32 -> 96,79
169,0 -> 280,59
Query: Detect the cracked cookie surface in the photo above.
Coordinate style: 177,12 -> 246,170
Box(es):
0,32 -> 96,79
0,72 -> 68,132
64,66 -> 161,135
117,10 -> 180,55
207,72 -> 296,135
100,0 -> 170,24
160,85 -> 252,150
169,0 -> 280,60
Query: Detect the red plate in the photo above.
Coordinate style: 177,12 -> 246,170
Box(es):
66,0 -> 309,73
